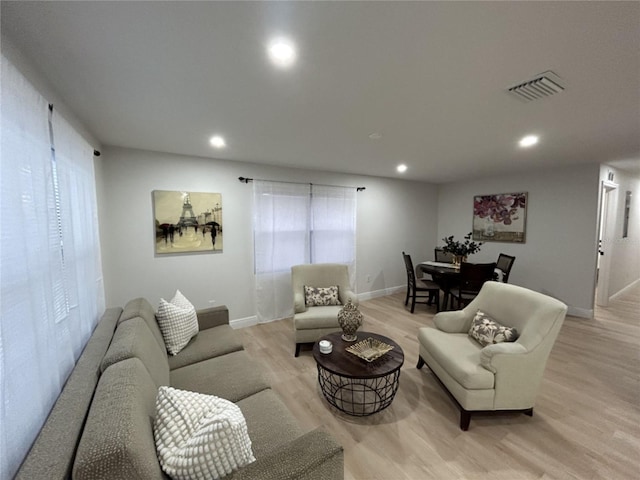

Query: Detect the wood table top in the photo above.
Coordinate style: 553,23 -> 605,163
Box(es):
312,331 -> 404,379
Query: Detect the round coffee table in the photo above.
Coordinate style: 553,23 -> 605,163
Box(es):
312,331 -> 404,416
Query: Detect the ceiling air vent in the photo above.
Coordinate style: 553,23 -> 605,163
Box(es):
507,71 -> 565,101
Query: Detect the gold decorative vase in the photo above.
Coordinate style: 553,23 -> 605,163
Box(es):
452,255 -> 467,267
337,299 -> 363,342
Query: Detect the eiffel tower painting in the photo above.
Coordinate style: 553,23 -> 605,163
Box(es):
153,190 -> 223,254
178,194 -> 198,228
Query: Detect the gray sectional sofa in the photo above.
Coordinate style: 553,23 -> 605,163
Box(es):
17,298 -> 343,480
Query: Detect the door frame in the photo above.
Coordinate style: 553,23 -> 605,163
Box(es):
596,180 -> 618,307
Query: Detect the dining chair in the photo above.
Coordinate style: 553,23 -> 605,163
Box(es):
450,262 -> 497,308
435,248 -> 455,263
402,252 -> 440,313
496,253 -> 516,283
432,248 -> 457,308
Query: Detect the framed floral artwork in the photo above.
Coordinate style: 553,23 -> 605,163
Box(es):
153,190 -> 223,254
472,192 -> 527,243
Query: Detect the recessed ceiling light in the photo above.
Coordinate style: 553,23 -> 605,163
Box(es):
369,132 -> 382,140
519,135 -> 539,148
397,164 -> 408,173
209,135 -> 226,149
267,37 -> 297,68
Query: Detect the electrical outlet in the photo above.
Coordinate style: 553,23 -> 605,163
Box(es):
366,275 -> 371,283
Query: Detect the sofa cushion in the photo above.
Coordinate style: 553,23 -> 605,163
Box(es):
293,305 -> 342,330
121,297 -> 167,353
154,386 -> 255,480
468,310 -> 519,347
101,317 -> 170,387
73,358 -> 164,480
417,327 -> 494,390
304,285 -> 341,306
170,350 -> 270,403
167,324 -> 244,370
226,429 -> 343,480
157,294 -> 199,355
234,389 -> 304,459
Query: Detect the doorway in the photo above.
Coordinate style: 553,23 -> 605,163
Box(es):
596,180 -> 618,307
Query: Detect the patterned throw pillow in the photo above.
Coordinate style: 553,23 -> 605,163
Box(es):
154,386 -> 255,480
304,285 -> 341,306
468,310 -> 519,347
157,290 -> 199,355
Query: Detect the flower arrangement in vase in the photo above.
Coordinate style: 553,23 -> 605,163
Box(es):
441,232 -> 483,266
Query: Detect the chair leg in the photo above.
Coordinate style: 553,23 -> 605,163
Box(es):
416,356 -> 425,369
460,410 -> 472,431
294,343 -> 301,357
410,290 -> 416,313
405,286 -> 410,306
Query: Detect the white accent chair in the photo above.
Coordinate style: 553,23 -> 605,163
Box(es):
417,281 -> 567,430
291,263 -> 358,357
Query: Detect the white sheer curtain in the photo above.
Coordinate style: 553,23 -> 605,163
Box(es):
0,55 -> 104,479
53,111 -> 105,358
253,181 -> 310,323
252,181 -> 356,323
310,185 -> 357,286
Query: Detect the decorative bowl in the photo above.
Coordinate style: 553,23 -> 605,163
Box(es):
346,337 -> 394,362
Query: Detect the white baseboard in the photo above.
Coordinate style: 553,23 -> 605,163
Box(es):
230,315 -> 258,329
610,278 -> 640,300
231,287 -> 406,329
231,286 -> 599,325
357,285 -> 405,302
567,306 -> 593,319
358,286 -> 596,319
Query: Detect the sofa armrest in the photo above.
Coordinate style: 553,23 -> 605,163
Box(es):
231,429 -> 343,480
294,292 -> 307,314
196,305 -> 229,330
433,310 -> 471,333
480,342 -> 528,373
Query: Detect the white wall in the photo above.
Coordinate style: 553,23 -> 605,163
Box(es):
437,163 -> 601,317
100,146 -> 439,322
1,33 -> 100,151
600,166 -> 640,297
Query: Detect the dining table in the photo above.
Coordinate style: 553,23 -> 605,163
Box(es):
416,261 -> 504,311
416,261 -> 461,311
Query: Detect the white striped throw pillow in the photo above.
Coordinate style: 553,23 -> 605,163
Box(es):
157,290 -> 199,355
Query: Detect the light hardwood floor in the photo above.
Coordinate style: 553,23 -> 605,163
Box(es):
239,284 -> 640,479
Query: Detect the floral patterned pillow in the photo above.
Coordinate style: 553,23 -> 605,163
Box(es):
304,285 -> 341,306
468,310 -> 519,347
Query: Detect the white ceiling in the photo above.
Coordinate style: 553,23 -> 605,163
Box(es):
2,1 -> 639,182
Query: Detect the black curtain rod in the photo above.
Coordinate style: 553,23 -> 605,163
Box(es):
238,177 -> 365,191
